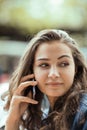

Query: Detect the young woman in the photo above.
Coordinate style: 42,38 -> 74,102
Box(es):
4,29 -> 87,130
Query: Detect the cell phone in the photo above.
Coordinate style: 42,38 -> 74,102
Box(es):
24,78 -> 36,99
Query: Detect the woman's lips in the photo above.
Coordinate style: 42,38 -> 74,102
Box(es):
46,82 -> 63,86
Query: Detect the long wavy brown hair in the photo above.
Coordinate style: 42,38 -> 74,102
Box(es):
3,29 -> 87,130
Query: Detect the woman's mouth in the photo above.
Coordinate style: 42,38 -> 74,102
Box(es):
46,82 -> 63,86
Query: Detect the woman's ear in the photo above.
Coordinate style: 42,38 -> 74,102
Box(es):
74,67 -> 77,81
75,66 -> 77,75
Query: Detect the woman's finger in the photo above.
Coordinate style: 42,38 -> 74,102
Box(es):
14,81 -> 37,95
20,74 -> 34,82
11,95 -> 38,105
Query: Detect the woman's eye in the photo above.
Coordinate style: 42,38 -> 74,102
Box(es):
39,63 -> 49,68
59,62 -> 69,67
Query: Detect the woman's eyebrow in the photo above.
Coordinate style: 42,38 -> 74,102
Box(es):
57,55 -> 71,59
36,58 -> 50,61
36,55 -> 71,61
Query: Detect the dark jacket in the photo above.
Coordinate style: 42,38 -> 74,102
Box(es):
72,94 -> 87,130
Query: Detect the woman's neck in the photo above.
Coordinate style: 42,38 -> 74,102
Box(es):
47,96 -> 58,110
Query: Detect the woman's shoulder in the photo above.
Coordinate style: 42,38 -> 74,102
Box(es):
71,93 -> 87,130
76,93 -> 87,118
80,93 -> 87,106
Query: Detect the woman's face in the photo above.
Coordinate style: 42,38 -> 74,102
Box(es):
33,41 -> 75,100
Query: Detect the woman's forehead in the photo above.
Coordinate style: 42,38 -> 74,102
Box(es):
34,41 -> 73,60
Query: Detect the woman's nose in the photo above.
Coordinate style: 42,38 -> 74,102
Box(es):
48,66 -> 60,79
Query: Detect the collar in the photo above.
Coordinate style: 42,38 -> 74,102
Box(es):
41,95 -> 50,120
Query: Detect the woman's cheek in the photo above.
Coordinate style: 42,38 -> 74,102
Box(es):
34,68 -> 48,82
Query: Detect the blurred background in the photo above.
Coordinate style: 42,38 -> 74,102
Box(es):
0,0 -> 87,86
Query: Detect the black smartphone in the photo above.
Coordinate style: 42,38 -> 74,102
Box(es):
24,78 -> 36,99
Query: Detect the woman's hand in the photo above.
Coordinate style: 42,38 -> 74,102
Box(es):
5,74 -> 38,130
